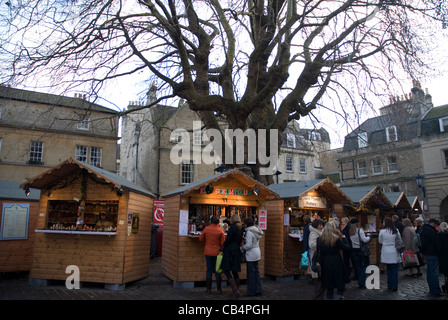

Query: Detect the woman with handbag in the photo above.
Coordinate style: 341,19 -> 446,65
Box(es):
379,217 -> 401,292
402,218 -> 422,277
199,216 -> 225,294
221,214 -> 244,298
349,218 -> 371,288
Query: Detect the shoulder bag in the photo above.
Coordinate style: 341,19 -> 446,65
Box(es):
311,237 -> 321,274
358,229 -> 370,256
395,231 -> 405,253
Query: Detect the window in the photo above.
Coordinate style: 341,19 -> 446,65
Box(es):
193,131 -> 202,146
286,133 -> 296,148
372,158 -> 382,175
286,157 -> 293,172
386,126 -> 398,142
77,115 -> 90,130
439,117 -> 448,132
443,149 -> 448,168
357,161 -> 367,177
299,158 -> 306,173
387,156 -> 398,172
29,141 -> 43,163
358,132 -> 368,148
90,147 -> 102,167
308,131 -> 322,141
75,145 -> 88,163
181,161 -> 194,184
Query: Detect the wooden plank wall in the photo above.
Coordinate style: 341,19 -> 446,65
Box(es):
161,195 -> 180,281
122,192 -> 153,283
0,200 -> 39,272
29,176 -> 130,284
264,200 -> 285,277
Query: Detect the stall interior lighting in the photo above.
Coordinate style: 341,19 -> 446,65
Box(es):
253,187 -> 260,195
116,188 -> 123,197
205,185 -> 214,194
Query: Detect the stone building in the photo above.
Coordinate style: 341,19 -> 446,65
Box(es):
338,82 -> 432,198
338,81 -> 448,219
419,104 -> 448,220
120,85 -> 330,196
276,120 -> 331,183
0,86 -> 119,183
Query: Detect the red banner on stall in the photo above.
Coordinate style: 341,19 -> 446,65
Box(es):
153,200 -> 165,229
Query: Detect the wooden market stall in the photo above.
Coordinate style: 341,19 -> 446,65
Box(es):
161,168 -> 278,288
340,185 -> 395,265
385,192 -> 412,219
0,181 -> 40,272
20,158 -> 155,290
265,178 -> 352,279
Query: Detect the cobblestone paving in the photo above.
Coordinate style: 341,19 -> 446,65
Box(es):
1,258 -> 447,301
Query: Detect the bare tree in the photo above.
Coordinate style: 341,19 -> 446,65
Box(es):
0,0 -> 446,184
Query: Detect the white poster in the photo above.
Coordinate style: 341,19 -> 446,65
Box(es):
179,210 -> 189,236
1,203 -> 29,240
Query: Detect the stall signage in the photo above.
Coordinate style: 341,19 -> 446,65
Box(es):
299,196 -> 327,209
153,200 -> 165,229
199,188 -> 253,196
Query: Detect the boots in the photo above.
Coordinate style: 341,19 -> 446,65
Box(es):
216,278 -> 223,294
205,279 -> 212,294
234,278 -> 240,290
227,278 -> 240,298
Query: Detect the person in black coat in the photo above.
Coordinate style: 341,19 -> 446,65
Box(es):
221,214 -> 244,297
319,220 -> 351,300
437,222 -> 448,293
420,218 -> 446,296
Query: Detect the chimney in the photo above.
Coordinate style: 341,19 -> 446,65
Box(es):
147,81 -> 157,105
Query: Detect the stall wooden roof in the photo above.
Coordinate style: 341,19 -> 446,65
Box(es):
162,168 -> 278,199
409,196 -> 423,214
19,157 -> 155,198
269,178 -> 352,204
385,192 -> 411,209
340,185 -> 394,208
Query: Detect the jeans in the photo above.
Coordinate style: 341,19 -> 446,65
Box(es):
351,249 -> 370,287
205,255 -> 222,280
386,263 -> 399,290
246,261 -> 262,296
425,255 -> 441,295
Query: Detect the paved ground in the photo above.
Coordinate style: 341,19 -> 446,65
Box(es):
1,257 -> 447,302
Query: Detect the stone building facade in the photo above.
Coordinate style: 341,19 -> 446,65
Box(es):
0,86 -> 119,183
338,82 -> 448,219
120,86 -> 330,196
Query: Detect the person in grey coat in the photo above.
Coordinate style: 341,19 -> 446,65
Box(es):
241,217 -> 263,296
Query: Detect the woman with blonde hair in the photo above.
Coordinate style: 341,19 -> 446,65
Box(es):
221,214 -> 244,297
319,220 -> 351,300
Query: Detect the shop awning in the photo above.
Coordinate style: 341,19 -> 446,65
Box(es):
269,178 -> 352,204
162,168 -> 279,199
19,157 -> 155,198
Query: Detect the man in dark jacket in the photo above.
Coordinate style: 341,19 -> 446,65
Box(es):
420,219 -> 446,296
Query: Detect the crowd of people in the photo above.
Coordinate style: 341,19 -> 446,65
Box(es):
196,212 -> 448,300
302,214 -> 448,300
